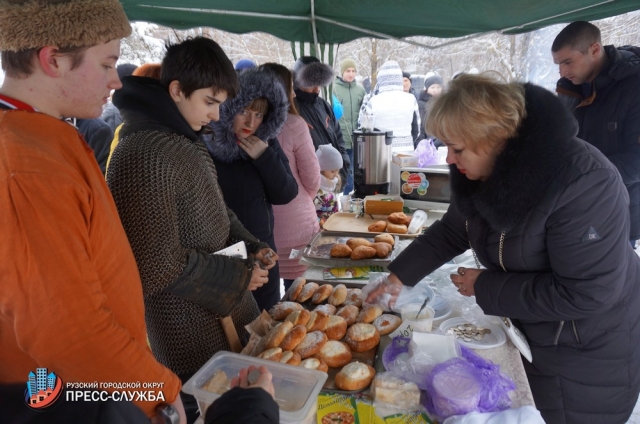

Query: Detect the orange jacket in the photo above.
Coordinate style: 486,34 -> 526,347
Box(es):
0,110 -> 181,416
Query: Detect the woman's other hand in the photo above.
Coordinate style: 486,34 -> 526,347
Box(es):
364,273 -> 403,309
248,263 -> 269,291
255,247 -> 278,270
230,365 -> 276,399
238,135 -> 269,159
450,266 -> 482,296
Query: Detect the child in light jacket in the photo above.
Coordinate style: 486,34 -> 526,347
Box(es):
314,144 -> 344,227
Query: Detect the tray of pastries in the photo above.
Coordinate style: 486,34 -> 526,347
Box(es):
301,232 -> 399,268
322,212 -> 424,237
256,279 -> 403,393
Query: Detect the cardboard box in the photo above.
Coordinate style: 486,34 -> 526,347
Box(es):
392,153 -> 419,167
364,195 -> 404,215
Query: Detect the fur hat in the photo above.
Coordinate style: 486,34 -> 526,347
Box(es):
340,58 -> 357,75
316,144 -> 343,171
424,75 -> 443,90
293,56 -> 334,88
0,0 -> 131,51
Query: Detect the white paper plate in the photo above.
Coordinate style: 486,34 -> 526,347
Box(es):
439,317 -> 506,349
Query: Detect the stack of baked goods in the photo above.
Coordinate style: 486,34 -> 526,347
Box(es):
329,234 -> 395,260
260,278 -> 402,391
367,212 -> 413,234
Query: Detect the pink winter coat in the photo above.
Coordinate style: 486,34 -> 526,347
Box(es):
273,114 -> 321,279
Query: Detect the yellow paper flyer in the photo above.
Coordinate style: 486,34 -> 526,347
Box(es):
354,395 -> 385,424
383,410 -> 434,424
317,391 -> 357,424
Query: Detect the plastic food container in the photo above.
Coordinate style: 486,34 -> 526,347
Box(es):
407,210 -> 428,234
182,351 -> 327,424
401,304 -> 435,333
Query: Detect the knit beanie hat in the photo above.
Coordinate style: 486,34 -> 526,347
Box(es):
376,60 -> 403,93
0,0 -> 131,51
340,58 -> 357,75
424,75 -> 444,91
316,144 -> 343,171
402,71 -> 412,81
293,56 -> 334,88
235,59 -> 257,71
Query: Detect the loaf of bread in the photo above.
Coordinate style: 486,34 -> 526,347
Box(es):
356,305 -> 384,323
314,340 -> 352,368
268,301 -> 303,321
300,358 -> 329,373
312,284 -> 333,304
334,362 -> 376,391
323,315 -> 348,341
374,233 -> 395,246
279,350 -> 302,366
370,242 -> 392,258
344,323 -> 380,352
288,277 -> 306,301
296,282 -> 319,303
327,284 -> 348,306
330,244 -> 352,258
346,238 -> 371,250
257,347 -> 283,362
285,309 -> 311,327
336,304 -> 360,326
294,331 -> 328,358
372,314 -> 402,336
367,221 -> 387,232
350,245 -> 377,260
387,212 -> 408,225
279,324 -> 307,351
264,321 -> 294,349
386,223 -> 408,234
305,310 -> 330,332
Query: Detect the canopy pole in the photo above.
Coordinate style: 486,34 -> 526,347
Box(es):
310,0 -> 320,58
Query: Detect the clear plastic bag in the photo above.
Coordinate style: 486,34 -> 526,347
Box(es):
372,372 -> 423,413
414,138 -> 439,167
361,272 -> 435,314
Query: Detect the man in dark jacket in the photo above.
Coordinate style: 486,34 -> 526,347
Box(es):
293,56 -> 350,190
76,117 -> 114,175
552,21 -> 640,246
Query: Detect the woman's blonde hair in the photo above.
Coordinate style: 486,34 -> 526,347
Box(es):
247,97 -> 269,114
426,73 -> 526,152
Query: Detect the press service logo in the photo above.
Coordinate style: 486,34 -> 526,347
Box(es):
25,367 -> 63,409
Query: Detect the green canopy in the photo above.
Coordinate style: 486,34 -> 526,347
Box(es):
120,0 -> 640,46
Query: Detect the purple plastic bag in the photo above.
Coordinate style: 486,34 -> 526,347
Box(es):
422,346 -> 516,420
414,139 -> 439,167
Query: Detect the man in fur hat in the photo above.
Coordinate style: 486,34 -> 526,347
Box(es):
293,56 -> 350,189
0,0 -> 185,422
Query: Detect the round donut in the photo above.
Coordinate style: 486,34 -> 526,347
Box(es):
305,310 -> 330,332
344,323 -> 380,353
280,350 -> 302,366
257,347 -> 283,362
314,340 -> 352,368
300,358 -> 329,373
312,284 -> 333,304
314,304 -> 337,315
294,331 -> 328,358
356,305 -> 384,323
296,282 -> 319,303
344,288 -> 363,307
323,315 -> 348,341
268,301 -> 303,321
334,361 -> 376,391
372,314 -> 403,336
264,321 -> 294,349
279,324 -> 307,351
336,304 -> 360,326
328,284 -> 348,306
285,309 -> 311,327
288,277 -> 306,301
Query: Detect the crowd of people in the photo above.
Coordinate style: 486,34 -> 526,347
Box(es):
0,0 -> 638,423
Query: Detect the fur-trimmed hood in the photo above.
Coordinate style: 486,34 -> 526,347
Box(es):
451,83 -> 579,232
293,56 -> 334,89
206,69 -> 288,163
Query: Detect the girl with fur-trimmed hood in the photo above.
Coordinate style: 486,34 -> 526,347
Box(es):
206,69 -> 298,311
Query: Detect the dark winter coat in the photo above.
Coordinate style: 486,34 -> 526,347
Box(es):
389,83 -> 640,424
207,69 -> 298,310
333,76 -> 366,149
100,101 -> 122,133
294,88 -> 351,187
556,45 -> 640,239
77,117 -> 114,175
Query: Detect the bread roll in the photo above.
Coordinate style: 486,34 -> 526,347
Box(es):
344,288 -> 363,307
288,277 -> 306,301
356,305 -> 384,323
328,284 -> 348,306
372,314 -> 403,336
202,369 -> 229,394
386,223 -> 408,234
294,331 -> 327,358
336,304 -> 360,326
323,315 -> 348,340
296,282 -> 319,303
300,358 -> 329,373
346,238 -> 371,250
330,244 -> 352,258
403,215 -> 413,227
305,310 -> 330,332
387,212 -> 408,225
372,374 -> 421,408
370,242 -> 392,258
268,301 -> 303,321
334,362 -> 376,391
279,350 -> 302,366
312,284 -> 333,304
314,340 -> 352,368
350,245 -> 377,260
279,324 -> 307,351
344,323 -> 380,352
374,233 -> 395,246
264,321 -> 294,349
314,304 -> 337,315
285,309 -> 311,327
257,347 -> 283,362
367,221 -> 387,232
